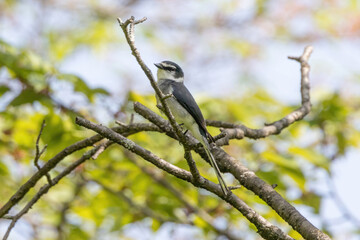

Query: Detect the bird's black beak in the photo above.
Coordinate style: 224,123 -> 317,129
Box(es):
154,63 -> 163,69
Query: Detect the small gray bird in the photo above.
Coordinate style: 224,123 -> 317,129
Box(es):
154,60 -> 229,195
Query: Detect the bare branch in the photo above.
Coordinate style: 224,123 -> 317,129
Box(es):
207,46 -> 313,140
184,149 -> 202,183
76,117 -> 192,182
211,146 -> 331,240
91,141 -> 109,160
76,116 -> 294,240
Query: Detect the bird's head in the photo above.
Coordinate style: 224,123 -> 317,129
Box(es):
154,60 -> 184,82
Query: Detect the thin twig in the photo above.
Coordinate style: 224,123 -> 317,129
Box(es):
184,149 -> 202,184
33,120 -> 52,185
91,141 -> 109,160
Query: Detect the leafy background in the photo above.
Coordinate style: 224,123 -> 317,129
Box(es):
0,0 -> 359,239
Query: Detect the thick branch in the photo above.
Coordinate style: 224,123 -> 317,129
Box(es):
211,147 -> 330,240
76,116 -> 293,240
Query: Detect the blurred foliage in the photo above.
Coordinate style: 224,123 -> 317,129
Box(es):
1,0 -> 360,240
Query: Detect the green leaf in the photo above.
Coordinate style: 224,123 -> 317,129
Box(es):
262,151 -> 306,190
0,41 -> 55,91
57,73 -> 109,102
301,191 -> 321,214
288,146 -> 329,170
9,88 -> 45,107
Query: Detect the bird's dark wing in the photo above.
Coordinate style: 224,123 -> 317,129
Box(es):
170,82 -> 213,141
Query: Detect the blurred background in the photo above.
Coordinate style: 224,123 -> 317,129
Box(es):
0,0 -> 359,239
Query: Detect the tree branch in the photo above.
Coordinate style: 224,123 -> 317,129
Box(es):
206,46 -> 313,141
2,142 -> 110,240
33,120 -> 52,185
184,149 -> 202,184
76,116 -> 294,240
0,123 -> 160,218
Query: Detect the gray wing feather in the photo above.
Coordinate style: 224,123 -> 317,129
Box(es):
170,82 -> 212,140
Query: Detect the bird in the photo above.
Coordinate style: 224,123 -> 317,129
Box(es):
154,60 -> 229,195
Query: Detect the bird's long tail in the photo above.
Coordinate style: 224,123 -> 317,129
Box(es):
202,136 -> 229,195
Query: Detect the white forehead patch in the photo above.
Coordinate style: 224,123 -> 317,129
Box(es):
161,63 -> 176,70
